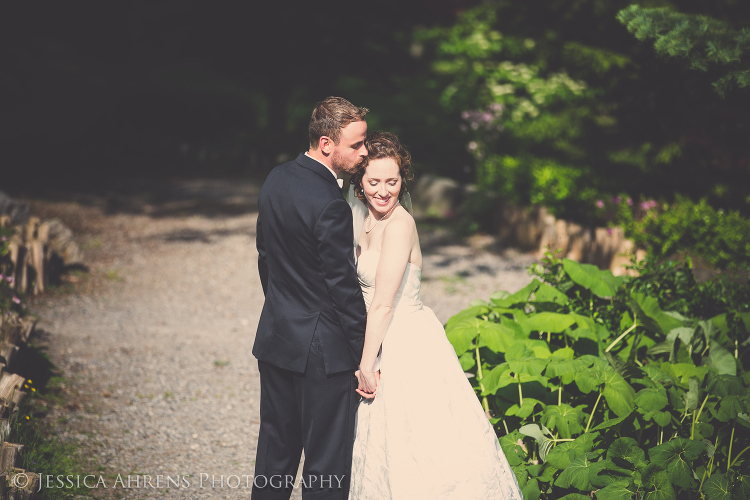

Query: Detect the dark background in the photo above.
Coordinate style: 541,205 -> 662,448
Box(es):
1,0 -> 476,189
2,0 -> 749,214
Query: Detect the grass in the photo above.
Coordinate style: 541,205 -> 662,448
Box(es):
105,269 -> 121,281
5,352 -> 87,499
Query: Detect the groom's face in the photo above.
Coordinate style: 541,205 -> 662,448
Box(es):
331,120 -> 368,174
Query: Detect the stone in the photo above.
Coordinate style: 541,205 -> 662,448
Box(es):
411,174 -> 463,219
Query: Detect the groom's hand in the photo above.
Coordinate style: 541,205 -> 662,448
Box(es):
355,369 -> 380,399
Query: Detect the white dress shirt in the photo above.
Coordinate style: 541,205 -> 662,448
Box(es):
305,152 -> 344,188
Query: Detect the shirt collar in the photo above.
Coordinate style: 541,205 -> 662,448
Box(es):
305,152 -> 337,180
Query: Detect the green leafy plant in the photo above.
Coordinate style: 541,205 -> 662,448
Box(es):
617,5 -> 750,97
447,251 -> 750,499
622,196 -> 750,270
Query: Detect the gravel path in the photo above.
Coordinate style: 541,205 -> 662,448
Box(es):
25,180 -> 536,499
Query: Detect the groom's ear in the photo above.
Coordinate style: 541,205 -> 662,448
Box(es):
319,136 -> 333,155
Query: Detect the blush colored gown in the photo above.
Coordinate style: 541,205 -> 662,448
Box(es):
349,249 -> 524,500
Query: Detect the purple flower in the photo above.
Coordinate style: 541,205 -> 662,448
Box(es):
1,236 -> 6,241
612,196 -> 621,204
627,198 -> 633,206
461,111 -> 470,120
7,276 -> 14,285
596,200 -> 604,208
607,228 -> 613,235
12,296 -> 21,304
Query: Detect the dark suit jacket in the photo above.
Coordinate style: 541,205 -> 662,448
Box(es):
253,153 -> 367,374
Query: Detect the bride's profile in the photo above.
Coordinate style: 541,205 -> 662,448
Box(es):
348,132 -> 523,499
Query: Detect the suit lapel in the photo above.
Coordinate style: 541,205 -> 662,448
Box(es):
295,153 -> 340,189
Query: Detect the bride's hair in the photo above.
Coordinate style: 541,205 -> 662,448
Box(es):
351,132 -> 414,204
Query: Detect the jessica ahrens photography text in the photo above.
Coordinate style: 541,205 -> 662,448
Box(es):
20,473 -> 346,492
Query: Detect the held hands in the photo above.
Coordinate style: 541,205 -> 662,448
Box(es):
354,368 -> 380,399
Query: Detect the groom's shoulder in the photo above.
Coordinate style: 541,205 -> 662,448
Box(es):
259,158 -> 338,208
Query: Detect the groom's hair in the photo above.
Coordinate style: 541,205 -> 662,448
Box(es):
309,97 -> 368,149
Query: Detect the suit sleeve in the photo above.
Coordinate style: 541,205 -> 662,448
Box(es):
314,198 -> 367,359
256,215 -> 268,295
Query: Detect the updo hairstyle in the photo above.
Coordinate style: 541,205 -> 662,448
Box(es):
350,131 -> 414,204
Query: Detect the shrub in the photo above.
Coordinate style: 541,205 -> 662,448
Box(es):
447,251 -> 750,499
622,196 -> 750,270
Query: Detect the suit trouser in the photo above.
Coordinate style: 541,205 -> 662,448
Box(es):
252,337 -> 359,500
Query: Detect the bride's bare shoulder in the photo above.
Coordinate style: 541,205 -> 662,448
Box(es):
384,206 -> 417,238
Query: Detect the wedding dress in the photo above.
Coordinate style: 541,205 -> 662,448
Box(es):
349,249 -> 524,500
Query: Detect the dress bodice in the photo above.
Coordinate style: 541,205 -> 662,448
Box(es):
356,250 -> 422,313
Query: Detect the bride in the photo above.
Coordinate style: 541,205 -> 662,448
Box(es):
348,132 -> 523,499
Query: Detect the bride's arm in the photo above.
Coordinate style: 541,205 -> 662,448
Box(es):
359,215 -> 417,379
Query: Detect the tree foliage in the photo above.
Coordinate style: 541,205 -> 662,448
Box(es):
419,0 -> 750,221
617,5 -> 750,97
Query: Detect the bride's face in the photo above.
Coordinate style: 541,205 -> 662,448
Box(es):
361,158 -> 401,216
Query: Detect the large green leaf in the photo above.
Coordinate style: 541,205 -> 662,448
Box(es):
630,291 -> 685,335
573,314 -> 597,331
644,410 -> 672,427
706,372 -> 746,397
636,387 -> 669,412
563,258 -> 624,297
547,356 -> 592,385
595,479 -> 634,500
499,430 -> 526,466
706,341 -> 737,376
491,280 -> 539,308
575,367 -> 606,394
608,437 -> 645,466
520,312 -> 578,333
446,318 -> 479,355
649,438 -> 706,463
643,467 -> 675,500
660,363 -> 709,388
540,404 -> 585,439
684,377 -> 700,413
507,397 -> 544,418
546,432 -> 599,469
445,305 -> 490,333
446,318 -> 510,355
600,369 -> 636,417
458,352 -> 475,371
739,313 -> 750,333
521,478 -> 541,500
480,321 -> 523,353
734,474 -> 750,500
558,495 -> 591,500
665,453 -> 697,488
507,344 -> 549,376
592,411 -> 632,432
532,281 -> 569,305
703,472 -> 732,500
555,455 -> 596,490
715,395 -> 750,422
482,363 -> 512,394
649,438 -> 705,489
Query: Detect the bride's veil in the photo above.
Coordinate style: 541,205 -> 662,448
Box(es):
347,182 -> 368,256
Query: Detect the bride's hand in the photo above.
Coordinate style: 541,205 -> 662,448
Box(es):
355,369 -> 380,399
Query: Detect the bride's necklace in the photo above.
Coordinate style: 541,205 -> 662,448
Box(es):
365,201 -> 399,234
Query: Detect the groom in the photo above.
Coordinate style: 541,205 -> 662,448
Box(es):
252,97 -> 370,499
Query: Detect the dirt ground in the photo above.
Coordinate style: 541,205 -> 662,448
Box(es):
20,179 -> 537,499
